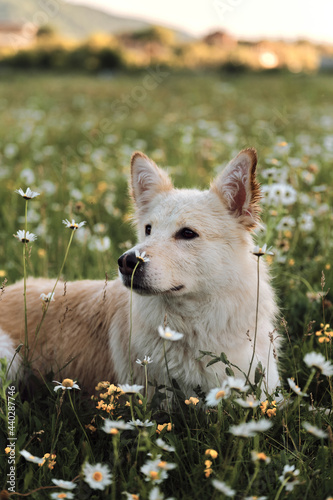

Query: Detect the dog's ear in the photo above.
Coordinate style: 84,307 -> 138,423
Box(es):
131,152 -> 173,212
211,148 -> 261,230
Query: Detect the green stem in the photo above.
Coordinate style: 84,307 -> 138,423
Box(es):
23,200 -> 28,364
247,256 -> 260,385
68,391 -> 94,460
31,230 -> 75,359
129,261 -> 140,384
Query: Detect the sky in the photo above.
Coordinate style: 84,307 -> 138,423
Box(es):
66,0 -> 333,43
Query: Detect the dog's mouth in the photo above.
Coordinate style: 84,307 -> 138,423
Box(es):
121,276 -> 184,295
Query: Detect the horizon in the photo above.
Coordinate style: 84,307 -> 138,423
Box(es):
65,0 -> 333,44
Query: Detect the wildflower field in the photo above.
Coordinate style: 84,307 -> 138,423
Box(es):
0,71 -> 333,499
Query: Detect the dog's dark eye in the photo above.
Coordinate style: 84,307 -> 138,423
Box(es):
176,228 -> 199,240
145,224 -> 152,236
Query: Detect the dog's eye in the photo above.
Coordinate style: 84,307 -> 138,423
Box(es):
176,228 -> 199,240
145,224 -> 152,236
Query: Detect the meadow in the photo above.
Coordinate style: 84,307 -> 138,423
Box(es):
0,70 -> 333,499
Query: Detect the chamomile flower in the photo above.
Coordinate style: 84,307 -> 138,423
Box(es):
122,492 -> 140,500
62,218 -> 86,230
302,422 -> 328,439
117,384 -> 144,394
53,379 -> 80,391
15,187 -> 40,199
50,493 -> 75,499
211,479 -> 236,497
149,486 -> 175,500
102,419 -> 133,434
14,230 -> 37,243
128,419 -> 154,428
140,458 -> 169,484
40,292 -> 55,302
185,396 -> 199,405
278,464 -> 300,492
51,479 -> 77,490
303,352 -> 333,376
82,462 -> 113,490
226,376 -> 250,392
20,449 -> 45,465
234,396 -> 260,408
229,420 -> 272,437
136,356 -> 153,366
252,244 -> 274,257
135,249 -> 150,262
158,325 -> 184,341
156,438 -> 176,453
251,451 -> 271,464
206,383 -> 230,406
287,378 -> 308,397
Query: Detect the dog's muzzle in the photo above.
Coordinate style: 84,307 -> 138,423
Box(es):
118,251 -> 143,277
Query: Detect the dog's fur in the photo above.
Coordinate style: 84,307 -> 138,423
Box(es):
0,149 -> 279,395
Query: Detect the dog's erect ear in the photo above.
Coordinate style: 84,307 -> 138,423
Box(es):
131,152 -> 173,212
211,148 -> 261,230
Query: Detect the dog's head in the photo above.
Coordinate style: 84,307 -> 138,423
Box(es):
118,149 -> 261,296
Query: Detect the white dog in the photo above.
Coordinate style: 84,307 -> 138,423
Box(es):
0,149 -> 279,395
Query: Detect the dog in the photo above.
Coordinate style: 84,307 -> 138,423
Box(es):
0,148 -> 279,396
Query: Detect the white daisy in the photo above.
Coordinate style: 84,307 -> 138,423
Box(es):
211,479 -> 236,497
141,458 -> 169,484
102,420 -> 133,433
156,438 -> 176,453
53,379 -> 80,392
14,230 -> 37,243
234,396 -> 260,408
82,462 -> 112,490
136,356 -> 153,366
226,376 -> 250,392
128,419 -> 154,428
252,244 -> 274,257
278,464 -> 300,492
15,187 -> 40,199
135,249 -> 150,262
148,486 -> 176,500
229,420 -> 272,437
122,492 -> 140,500
287,378 -> 308,397
19,449 -> 45,465
117,384 -> 144,395
50,493 -> 75,499
51,479 -> 77,490
304,352 -> 333,376
276,216 -> 296,231
302,422 -> 328,439
40,292 -> 55,303
250,451 -> 271,464
206,383 -> 231,406
62,218 -> 86,230
158,325 -> 184,342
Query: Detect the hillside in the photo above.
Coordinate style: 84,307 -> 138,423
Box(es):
0,0 -> 152,39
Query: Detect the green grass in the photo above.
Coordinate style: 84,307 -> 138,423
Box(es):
0,71 -> 333,499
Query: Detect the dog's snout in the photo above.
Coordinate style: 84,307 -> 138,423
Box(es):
118,251 -> 140,276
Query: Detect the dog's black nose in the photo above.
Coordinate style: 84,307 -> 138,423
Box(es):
118,251 -> 140,276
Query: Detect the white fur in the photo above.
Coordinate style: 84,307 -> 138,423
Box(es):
0,329 -> 21,380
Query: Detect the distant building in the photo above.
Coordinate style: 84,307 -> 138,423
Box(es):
0,23 -> 38,49
203,31 -> 237,48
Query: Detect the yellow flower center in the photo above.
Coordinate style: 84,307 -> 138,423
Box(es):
158,461 -> 167,469
257,452 -> 268,461
150,470 -> 159,480
215,390 -> 225,400
92,471 -> 103,482
110,428 -> 118,435
165,332 -> 172,338
62,379 -> 74,388
57,495 -> 68,499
